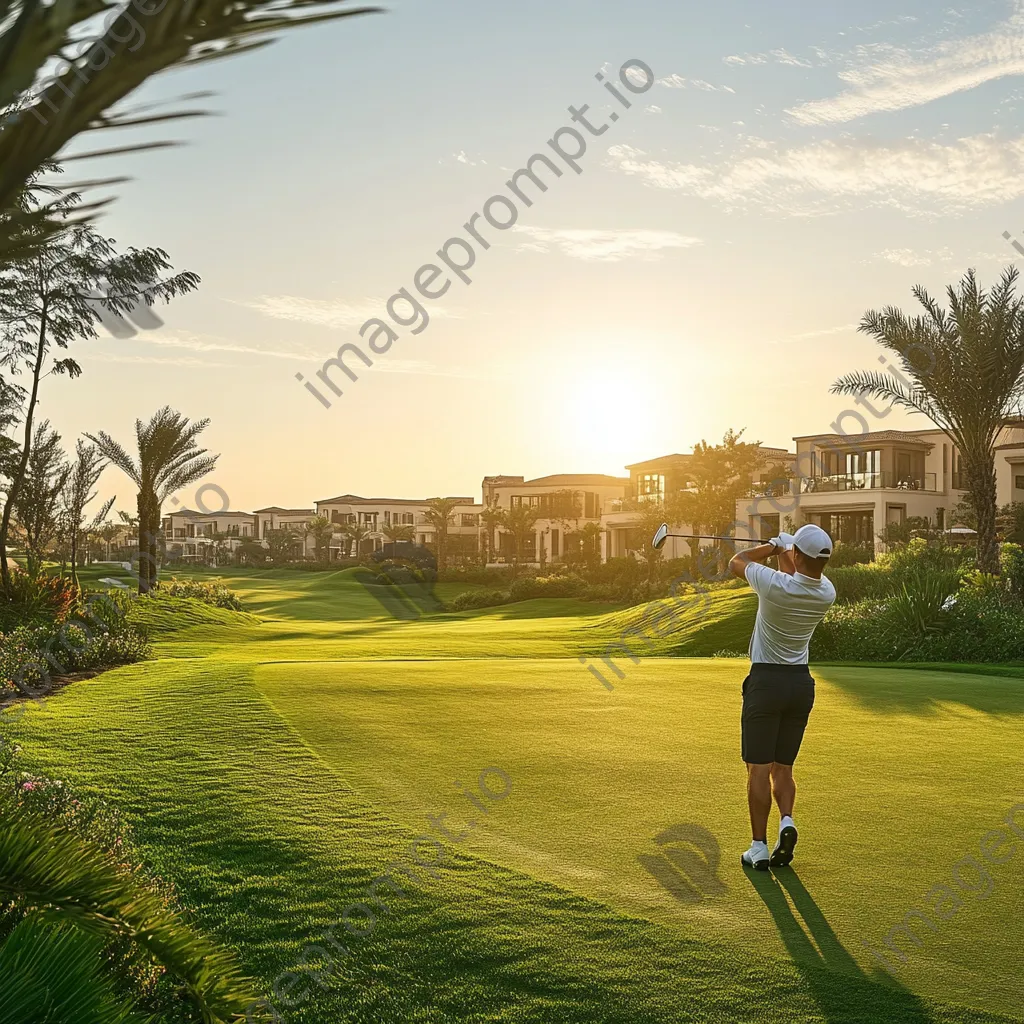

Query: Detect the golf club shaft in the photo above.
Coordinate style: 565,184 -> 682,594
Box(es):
661,533 -> 768,545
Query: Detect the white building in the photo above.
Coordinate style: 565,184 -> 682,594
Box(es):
481,473 -> 629,567
739,423 -> 1024,553
314,494 -> 483,561
162,509 -> 257,564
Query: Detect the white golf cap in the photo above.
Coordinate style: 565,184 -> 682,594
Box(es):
793,523 -> 833,559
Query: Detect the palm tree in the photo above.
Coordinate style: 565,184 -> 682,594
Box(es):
307,514 -> 334,563
501,503 -> 541,577
479,504 -> 504,564
421,497 -> 461,570
342,520 -> 370,560
832,268 -> 1024,573
381,522 -> 414,557
86,408 -> 218,593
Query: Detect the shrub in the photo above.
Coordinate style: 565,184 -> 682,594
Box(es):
0,741 -> 266,1022
0,572 -> 80,632
828,541 -> 874,567
508,573 -> 588,602
158,576 -> 243,611
447,589 -> 509,611
1000,542 -> 1024,600
825,563 -> 893,605
0,596 -> 149,696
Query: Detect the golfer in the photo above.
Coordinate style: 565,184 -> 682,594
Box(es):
728,523 -> 835,871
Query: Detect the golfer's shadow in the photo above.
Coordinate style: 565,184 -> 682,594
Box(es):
637,823 -> 726,905
747,870 -> 934,1024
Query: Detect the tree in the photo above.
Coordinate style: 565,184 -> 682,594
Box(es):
307,514 -> 334,563
382,522 -> 414,544
500,503 -> 541,576
833,268 -> 1024,574
421,497 -> 460,570
59,441 -> 112,588
479,504 -> 504,564
0,185 -> 199,596
97,520 -> 120,561
342,520 -> 370,560
87,408 -> 218,594
671,429 -> 775,561
265,527 -> 299,564
12,419 -> 66,578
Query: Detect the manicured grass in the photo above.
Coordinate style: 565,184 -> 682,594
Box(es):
8,567 -> 1022,1022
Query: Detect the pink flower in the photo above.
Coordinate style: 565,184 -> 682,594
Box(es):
22,781 -> 35,791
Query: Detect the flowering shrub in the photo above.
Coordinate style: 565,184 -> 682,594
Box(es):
0,594 -> 150,696
157,576 -> 243,611
0,571 -> 81,632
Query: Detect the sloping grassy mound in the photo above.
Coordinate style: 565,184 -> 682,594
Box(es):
128,594 -> 261,640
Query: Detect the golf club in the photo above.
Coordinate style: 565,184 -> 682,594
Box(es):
651,523 -> 771,550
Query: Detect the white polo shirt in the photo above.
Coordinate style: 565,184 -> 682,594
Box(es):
744,562 -> 836,665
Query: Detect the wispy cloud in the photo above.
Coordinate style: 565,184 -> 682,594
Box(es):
238,295 -> 460,328
513,227 -> 702,261
125,330 -> 316,361
789,2 -> 1024,124
85,351 -> 233,368
871,247 -> 953,267
724,49 -> 818,68
607,133 -> 1024,216
657,74 -> 735,93
789,323 -> 857,340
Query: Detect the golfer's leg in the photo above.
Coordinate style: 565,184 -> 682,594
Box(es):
770,762 -> 796,818
746,763 -> 773,841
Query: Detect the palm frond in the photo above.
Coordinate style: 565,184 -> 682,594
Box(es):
0,806 -> 269,1023
0,1 -> 380,258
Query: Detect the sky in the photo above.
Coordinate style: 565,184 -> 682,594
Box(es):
40,0 -> 1024,513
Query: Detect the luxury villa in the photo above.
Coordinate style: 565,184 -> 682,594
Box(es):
160,421 -> 1024,567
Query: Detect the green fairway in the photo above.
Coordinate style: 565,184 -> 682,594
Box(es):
8,567 -> 1023,1022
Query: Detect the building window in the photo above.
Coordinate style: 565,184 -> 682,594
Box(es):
1016,475 -> 1024,490
460,514 -> 478,527
636,474 -> 665,500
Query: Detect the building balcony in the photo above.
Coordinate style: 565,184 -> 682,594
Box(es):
800,472 -> 937,494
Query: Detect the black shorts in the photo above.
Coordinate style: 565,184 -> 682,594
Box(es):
741,663 -> 816,766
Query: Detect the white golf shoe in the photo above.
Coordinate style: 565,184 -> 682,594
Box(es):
770,817 -> 798,868
740,840 -> 770,871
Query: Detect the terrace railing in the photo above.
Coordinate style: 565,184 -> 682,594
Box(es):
800,472 -> 937,493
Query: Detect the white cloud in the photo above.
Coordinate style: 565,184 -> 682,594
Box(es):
789,2 -> 1024,124
645,105 -> 663,115
607,133 -> 1024,216
769,48 -> 813,67
871,247 -> 953,267
512,227 -> 702,261
656,74 -> 732,92
239,295 -> 459,328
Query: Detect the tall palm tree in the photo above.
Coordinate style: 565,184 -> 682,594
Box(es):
832,268 -> 1024,573
421,497 -> 460,570
87,408 -> 218,593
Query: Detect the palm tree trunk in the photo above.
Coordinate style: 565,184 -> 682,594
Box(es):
148,498 -> 160,591
0,301 -> 47,598
136,492 -> 150,594
968,453 -> 999,573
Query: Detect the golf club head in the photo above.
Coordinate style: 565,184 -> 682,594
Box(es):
652,523 -> 669,550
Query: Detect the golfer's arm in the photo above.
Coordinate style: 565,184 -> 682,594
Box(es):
729,543 -> 776,580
